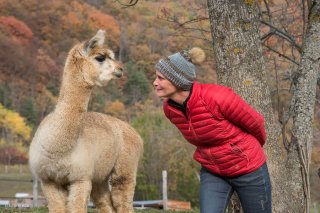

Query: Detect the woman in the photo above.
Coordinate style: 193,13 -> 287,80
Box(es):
153,47 -> 272,213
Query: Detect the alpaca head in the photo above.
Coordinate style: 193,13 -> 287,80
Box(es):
65,29 -> 123,87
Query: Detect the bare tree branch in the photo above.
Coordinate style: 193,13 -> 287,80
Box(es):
157,4 -> 211,43
176,17 -> 209,28
157,11 -> 209,27
114,0 -> 139,8
282,108 -> 290,151
260,30 -> 274,41
260,20 -> 303,52
302,0 -> 307,36
262,43 -> 300,65
262,0 -> 272,21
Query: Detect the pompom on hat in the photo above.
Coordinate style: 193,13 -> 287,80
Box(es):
155,47 -> 206,91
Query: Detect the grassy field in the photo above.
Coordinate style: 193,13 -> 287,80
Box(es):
0,208 -> 200,213
2,165 -> 319,213
0,165 -> 199,212
0,165 -> 34,198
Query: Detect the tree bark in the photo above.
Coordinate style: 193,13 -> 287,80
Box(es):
206,0 -> 305,212
289,1 -> 320,212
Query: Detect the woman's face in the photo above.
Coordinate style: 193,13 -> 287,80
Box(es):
153,70 -> 178,98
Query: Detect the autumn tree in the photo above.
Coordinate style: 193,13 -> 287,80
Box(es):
0,104 -> 32,165
0,16 -> 33,45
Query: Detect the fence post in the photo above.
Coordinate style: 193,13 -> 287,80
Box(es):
314,202 -> 318,213
162,170 -> 168,210
33,176 -> 38,207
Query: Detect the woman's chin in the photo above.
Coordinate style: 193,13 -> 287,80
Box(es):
155,91 -> 166,98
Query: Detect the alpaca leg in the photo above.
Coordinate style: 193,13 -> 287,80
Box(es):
110,172 -> 136,213
41,180 -> 68,213
91,182 -> 114,213
67,179 -> 92,213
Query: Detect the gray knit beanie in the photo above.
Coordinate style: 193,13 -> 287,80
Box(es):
155,47 -> 206,91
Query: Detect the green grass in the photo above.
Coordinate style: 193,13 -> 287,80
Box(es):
0,207 -> 199,213
0,165 -> 199,212
311,202 -> 320,213
0,164 -> 34,197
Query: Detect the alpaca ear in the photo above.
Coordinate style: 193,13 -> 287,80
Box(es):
84,29 -> 105,55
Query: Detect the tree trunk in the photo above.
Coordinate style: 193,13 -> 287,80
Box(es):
206,0 -> 305,212
289,1 -> 320,212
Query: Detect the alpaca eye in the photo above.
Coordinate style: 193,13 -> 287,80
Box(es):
95,55 -> 106,62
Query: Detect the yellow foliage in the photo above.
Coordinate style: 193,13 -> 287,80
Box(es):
0,138 -> 5,146
15,141 -> 28,156
245,0 -> 255,6
0,104 -> 32,141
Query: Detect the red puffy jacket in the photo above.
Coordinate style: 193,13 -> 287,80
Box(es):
163,82 -> 267,177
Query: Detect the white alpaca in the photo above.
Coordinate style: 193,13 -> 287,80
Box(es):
29,30 -> 143,213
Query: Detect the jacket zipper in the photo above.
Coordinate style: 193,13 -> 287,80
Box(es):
186,106 -> 198,140
168,104 -> 198,140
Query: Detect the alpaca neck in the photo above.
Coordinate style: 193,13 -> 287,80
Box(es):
47,78 -> 92,154
55,87 -> 91,115
55,80 -> 92,115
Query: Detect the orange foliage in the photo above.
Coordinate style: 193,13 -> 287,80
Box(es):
36,48 -> 61,75
104,100 -> 125,118
88,11 -> 120,36
62,11 -> 81,26
130,44 -> 151,61
0,16 -> 33,45
69,1 -> 87,14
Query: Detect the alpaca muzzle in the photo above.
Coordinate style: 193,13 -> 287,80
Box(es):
114,66 -> 123,78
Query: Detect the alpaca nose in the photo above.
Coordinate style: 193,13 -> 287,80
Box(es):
114,66 -> 123,78
118,66 -> 124,72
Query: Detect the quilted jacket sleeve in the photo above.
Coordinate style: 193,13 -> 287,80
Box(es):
208,86 -> 266,146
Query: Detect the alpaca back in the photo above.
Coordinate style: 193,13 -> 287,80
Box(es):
29,111 -> 143,184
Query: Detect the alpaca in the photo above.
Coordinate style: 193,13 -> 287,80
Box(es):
29,30 -> 143,213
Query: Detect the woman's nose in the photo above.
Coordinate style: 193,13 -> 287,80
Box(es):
153,79 -> 158,87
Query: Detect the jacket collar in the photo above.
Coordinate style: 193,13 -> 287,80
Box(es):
167,81 -> 197,107
166,81 -> 200,112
